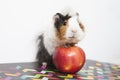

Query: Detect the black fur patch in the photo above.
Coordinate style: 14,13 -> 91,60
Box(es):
36,34 -> 55,68
54,13 -> 71,32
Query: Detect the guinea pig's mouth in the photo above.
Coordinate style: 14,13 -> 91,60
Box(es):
68,36 -> 75,39
68,35 -> 77,39
68,36 -> 78,40
67,36 -> 79,44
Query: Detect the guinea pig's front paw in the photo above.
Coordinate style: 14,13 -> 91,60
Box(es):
40,62 -> 47,70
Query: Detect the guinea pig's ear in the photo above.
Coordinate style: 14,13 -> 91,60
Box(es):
53,15 -> 59,21
53,13 -> 60,21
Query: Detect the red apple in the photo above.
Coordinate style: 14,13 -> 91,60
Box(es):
53,46 -> 86,74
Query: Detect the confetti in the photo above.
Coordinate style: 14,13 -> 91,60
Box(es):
88,66 -> 95,69
16,65 -> 22,69
20,75 -> 28,79
23,69 -> 36,72
48,73 -> 53,77
0,60 -> 120,80
44,70 -> 54,72
40,71 -> 46,74
4,72 -> 21,77
96,63 -> 102,66
88,72 -> 94,76
67,74 -> 73,78
21,75 -> 34,79
32,79 -> 40,80
41,77 -> 48,80
34,74 -> 41,79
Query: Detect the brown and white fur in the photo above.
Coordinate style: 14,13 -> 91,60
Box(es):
36,10 -> 85,68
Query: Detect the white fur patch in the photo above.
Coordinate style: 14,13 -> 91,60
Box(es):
43,22 -> 58,55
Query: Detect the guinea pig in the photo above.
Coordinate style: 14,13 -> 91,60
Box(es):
36,10 -> 85,68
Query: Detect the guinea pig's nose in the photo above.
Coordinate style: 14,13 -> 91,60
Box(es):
71,29 -> 77,33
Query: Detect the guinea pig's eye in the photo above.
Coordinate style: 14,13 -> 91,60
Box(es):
63,21 -> 67,25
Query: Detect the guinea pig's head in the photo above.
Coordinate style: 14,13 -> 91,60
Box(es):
53,12 -> 85,45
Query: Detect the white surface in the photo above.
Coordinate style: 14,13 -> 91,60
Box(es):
0,0 -> 120,64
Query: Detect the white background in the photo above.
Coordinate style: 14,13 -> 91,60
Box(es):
0,0 -> 120,64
